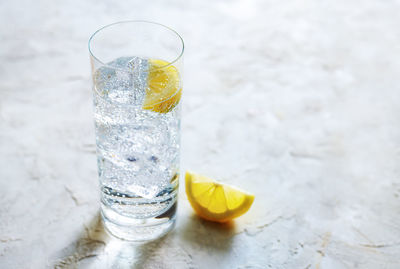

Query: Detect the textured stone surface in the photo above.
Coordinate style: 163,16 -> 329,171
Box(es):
1,0 -> 400,268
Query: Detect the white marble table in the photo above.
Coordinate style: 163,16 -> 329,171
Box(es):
1,0 -> 400,268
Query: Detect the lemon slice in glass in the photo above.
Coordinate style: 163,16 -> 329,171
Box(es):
185,171 -> 255,223
142,59 -> 182,113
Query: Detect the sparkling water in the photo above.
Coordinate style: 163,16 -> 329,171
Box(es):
92,56 -> 180,229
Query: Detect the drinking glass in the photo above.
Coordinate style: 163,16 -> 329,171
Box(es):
88,21 -> 183,241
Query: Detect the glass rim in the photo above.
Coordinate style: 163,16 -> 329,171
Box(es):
88,20 -> 184,72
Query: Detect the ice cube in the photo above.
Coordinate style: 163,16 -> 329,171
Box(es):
94,56 -> 149,105
109,56 -> 133,68
128,56 -> 148,104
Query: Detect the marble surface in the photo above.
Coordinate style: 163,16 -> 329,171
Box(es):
1,0 -> 400,268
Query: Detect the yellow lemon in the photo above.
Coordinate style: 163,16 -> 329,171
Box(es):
185,171 -> 255,223
143,59 -> 182,113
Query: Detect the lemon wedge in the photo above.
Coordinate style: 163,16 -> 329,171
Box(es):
142,59 -> 182,113
185,171 -> 255,223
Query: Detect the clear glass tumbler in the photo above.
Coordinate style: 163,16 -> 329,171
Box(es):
88,21 -> 183,241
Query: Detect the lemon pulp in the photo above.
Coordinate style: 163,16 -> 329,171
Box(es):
185,171 -> 255,223
142,59 -> 181,113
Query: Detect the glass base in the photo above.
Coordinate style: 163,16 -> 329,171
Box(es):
101,201 -> 177,241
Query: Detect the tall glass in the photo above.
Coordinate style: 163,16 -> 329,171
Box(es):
88,21 -> 183,241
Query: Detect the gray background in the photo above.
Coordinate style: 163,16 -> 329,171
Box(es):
1,0 -> 400,268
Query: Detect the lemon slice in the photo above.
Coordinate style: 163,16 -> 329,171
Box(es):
185,171 -> 255,223
142,59 -> 182,113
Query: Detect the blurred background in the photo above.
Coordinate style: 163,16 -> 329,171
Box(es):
1,0 -> 400,268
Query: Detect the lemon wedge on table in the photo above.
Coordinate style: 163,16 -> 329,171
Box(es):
185,171 -> 255,223
143,59 -> 182,113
